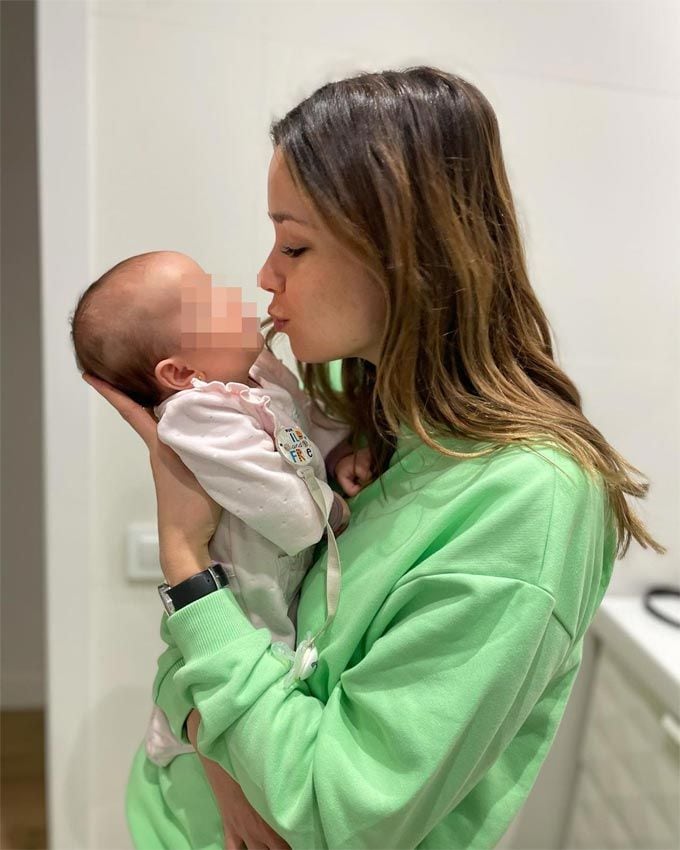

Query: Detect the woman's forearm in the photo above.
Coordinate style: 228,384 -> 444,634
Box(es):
185,708 -> 290,849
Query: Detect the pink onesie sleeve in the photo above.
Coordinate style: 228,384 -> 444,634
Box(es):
156,385 -> 335,556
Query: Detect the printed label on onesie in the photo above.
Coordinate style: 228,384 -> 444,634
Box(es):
275,425 -> 315,468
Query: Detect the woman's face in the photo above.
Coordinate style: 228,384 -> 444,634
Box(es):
258,148 -> 386,365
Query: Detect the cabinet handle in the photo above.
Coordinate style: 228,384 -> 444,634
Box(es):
661,713 -> 680,746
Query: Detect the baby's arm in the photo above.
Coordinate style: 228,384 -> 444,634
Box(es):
157,386 -> 337,555
328,490 -> 351,534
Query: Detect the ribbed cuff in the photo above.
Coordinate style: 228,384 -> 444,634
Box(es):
328,492 -> 350,534
166,587 -> 257,662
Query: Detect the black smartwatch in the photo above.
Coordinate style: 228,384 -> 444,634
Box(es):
158,563 -> 229,615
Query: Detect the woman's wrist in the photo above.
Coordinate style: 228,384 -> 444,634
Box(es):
161,544 -> 212,587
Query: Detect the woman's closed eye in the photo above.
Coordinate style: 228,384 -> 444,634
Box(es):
280,245 -> 307,258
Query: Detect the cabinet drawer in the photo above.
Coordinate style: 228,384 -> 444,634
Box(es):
566,649 -> 680,849
566,767 -> 637,849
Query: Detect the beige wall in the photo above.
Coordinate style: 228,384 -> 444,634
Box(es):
39,1 -> 679,846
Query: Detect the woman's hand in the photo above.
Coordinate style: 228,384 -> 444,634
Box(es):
187,710 -> 290,850
81,374 -> 222,584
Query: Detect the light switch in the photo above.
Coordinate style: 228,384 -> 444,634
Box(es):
126,522 -> 163,582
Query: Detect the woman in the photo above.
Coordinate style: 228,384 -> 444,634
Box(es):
85,67 -> 663,849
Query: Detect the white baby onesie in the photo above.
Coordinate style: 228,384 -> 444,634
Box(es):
145,345 -> 350,766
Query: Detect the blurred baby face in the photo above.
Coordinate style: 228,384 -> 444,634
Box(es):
176,272 -> 262,383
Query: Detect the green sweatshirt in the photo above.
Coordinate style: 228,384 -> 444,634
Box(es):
126,433 -> 616,849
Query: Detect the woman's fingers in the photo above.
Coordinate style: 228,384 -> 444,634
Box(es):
81,373 -> 158,448
223,827 -> 245,850
264,837 -> 290,850
225,822 -> 289,850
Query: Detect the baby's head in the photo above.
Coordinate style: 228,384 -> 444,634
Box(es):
70,251 -> 262,408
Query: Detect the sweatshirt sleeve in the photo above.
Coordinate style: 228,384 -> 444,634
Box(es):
156,390 -> 335,555
150,613 -> 193,744
163,565 -> 575,847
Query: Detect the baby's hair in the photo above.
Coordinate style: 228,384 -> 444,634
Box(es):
69,253 -> 179,408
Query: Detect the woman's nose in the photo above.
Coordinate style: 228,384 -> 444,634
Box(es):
257,258 -> 285,293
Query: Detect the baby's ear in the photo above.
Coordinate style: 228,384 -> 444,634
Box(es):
154,357 -> 196,392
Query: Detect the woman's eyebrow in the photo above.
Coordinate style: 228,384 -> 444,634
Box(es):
268,211 -> 314,228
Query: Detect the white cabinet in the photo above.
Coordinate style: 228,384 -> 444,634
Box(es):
564,599 -> 680,849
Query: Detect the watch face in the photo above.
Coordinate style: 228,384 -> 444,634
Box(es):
157,584 -> 175,614
206,564 -> 229,589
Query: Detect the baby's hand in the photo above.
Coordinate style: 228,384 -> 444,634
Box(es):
335,447 -> 374,497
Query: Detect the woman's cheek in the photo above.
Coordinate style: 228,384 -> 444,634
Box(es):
288,324 -> 331,364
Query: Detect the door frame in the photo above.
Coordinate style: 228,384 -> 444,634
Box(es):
37,1 -> 94,845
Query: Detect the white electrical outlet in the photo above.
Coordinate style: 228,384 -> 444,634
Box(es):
126,522 -> 163,582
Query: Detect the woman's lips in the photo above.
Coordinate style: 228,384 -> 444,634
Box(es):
273,319 -> 289,331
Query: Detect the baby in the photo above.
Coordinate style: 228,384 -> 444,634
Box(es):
70,250 -> 373,765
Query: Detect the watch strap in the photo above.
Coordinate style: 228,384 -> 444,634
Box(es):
158,563 -> 229,614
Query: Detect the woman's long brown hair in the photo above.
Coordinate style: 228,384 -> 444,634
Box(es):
268,66 -> 664,558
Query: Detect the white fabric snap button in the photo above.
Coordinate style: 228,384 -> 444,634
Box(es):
297,642 -> 319,680
277,631 -> 320,688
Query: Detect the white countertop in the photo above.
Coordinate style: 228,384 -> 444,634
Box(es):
591,594 -> 680,711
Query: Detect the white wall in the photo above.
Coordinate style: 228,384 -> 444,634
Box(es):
38,1 -> 94,846
41,1 -> 679,846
